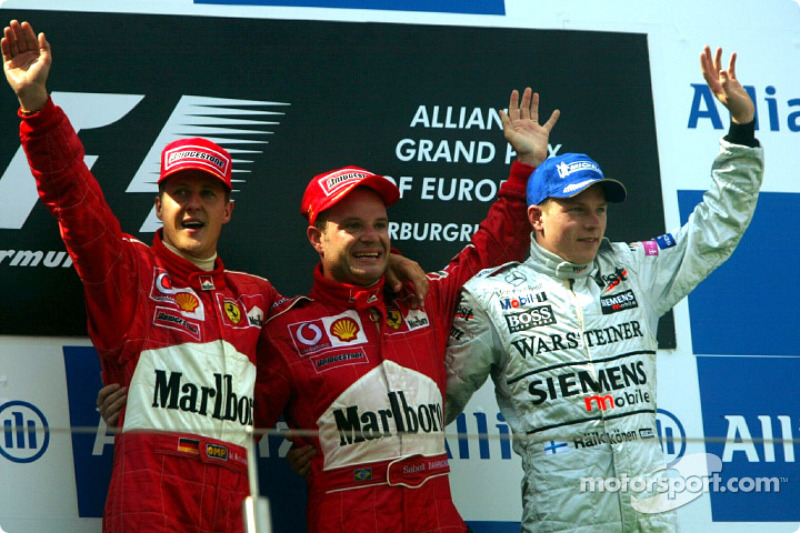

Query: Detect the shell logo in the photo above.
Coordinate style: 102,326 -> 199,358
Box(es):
175,292 -> 200,312
330,317 -> 360,342
224,301 -> 242,324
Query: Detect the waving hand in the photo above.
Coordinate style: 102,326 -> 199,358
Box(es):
500,88 -> 560,167
700,46 -> 754,125
2,20 -> 51,112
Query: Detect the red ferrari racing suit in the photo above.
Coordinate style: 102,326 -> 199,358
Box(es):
255,161 -> 534,532
19,98 -> 284,533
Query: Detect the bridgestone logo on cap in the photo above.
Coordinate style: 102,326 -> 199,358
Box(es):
322,171 -> 370,196
165,148 -> 229,176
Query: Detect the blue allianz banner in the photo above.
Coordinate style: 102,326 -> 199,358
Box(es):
63,346 -> 114,518
683,190 -> 800,521
695,355 -> 799,522
682,190 -> 800,356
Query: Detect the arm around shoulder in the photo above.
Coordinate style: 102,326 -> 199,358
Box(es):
444,287 -> 501,424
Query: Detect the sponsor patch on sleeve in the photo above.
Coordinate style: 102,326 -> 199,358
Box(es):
640,240 -> 660,256
655,233 -> 676,249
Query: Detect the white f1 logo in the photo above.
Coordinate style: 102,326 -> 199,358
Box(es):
0,93 -> 288,231
0,92 -> 144,229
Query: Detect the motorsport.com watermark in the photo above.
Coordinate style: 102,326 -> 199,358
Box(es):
579,453 -> 785,514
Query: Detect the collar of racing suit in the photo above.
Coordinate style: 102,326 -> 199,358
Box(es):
152,229 -> 228,291
308,263 -> 388,315
527,236 -> 610,280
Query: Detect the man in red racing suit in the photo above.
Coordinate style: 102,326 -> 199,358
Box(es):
255,88 -> 560,532
5,20 -> 283,532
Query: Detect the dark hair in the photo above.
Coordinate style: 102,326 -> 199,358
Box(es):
313,210 -> 329,229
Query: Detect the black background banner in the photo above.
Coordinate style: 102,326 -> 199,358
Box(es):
0,10 -> 674,346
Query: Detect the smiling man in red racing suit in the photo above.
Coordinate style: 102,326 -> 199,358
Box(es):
255,89 -> 560,532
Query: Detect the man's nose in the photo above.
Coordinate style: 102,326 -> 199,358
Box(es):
585,210 -> 602,228
184,191 -> 202,209
361,225 -> 380,241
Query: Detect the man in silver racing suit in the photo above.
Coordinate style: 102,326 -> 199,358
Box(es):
444,46 -> 764,532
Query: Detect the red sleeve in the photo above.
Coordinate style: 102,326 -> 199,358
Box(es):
427,160 -> 534,329
20,98 -> 137,353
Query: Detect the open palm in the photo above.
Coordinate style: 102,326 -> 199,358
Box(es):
500,88 -> 560,167
2,20 -> 51,111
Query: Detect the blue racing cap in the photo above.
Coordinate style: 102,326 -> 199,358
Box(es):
526,153 -> 627,206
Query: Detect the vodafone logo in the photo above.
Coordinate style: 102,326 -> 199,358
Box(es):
155,271 -> 175,294
296,322 -> 323,346
288,319 -> 331,356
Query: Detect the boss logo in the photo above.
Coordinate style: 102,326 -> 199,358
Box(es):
503,304 -> 556,333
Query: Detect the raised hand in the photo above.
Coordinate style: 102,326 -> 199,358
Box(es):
700,46 -> 754,125
500,88 -> 560,167
2,20 -> 51,112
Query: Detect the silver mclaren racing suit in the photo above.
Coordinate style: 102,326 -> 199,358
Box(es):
445,136 -> 763,532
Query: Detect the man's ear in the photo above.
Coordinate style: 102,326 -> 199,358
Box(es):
307,225 -> 324,255
222,200 -> 234,224
155,195 -> 163,221
528,204 -> 544,231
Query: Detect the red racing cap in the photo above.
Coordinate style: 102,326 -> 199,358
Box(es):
301,166 -> 400,225
159,137 -> 233,190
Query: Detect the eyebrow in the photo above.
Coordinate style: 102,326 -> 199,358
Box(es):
168,180 -> 222,191
338,215 -> 389,224
559,198 -> 608,208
